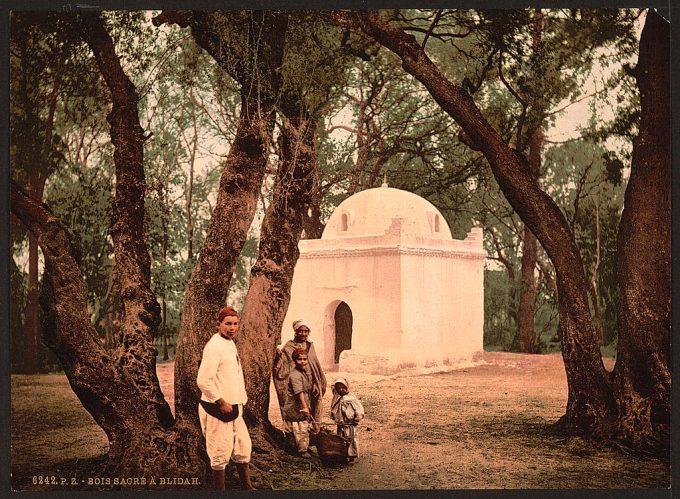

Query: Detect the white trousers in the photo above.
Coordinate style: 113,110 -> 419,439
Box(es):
284,420 -> 310,453
198,404 -> 252,469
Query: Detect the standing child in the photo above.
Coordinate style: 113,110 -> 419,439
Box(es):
329,377 -> 365,464
282,348 -> 313,458
196,306 -> 254,490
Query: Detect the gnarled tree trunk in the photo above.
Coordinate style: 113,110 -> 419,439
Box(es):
77,11 -> 174,437
237,104 -> 319,464
11,12 -> 208,480
172,92 -> 278,428
14,184 -> 201,480
611,10 -> 670,449
151,14 -> 290,479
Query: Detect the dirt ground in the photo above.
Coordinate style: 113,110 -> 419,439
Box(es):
10,351 -> 670,490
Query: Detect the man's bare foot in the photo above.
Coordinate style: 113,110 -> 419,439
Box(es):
348,457 -> 357,465
300,451 -> 312,459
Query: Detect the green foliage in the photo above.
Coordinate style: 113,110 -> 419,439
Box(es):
45,159 -> 115,321
484,269 -> 518,350
315,46 -> 483,238
10,12 -> 73,185
139,21 -> 242,348
544,129 -> 626,345
281,12 -> 352,115
379,9 -> 639,352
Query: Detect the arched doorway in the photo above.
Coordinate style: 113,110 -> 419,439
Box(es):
334,302 -> 353,363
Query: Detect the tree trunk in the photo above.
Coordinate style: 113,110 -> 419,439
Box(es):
589,195 -> 604,346
611,10 -> 670,449
160,180 -> 170,361
329,11 -> 615,434
77,10 -> 174,432
347,100 -> 371,195
517,12 -> 545,355
12,11 -> 208,479
186,86 -> 198,261
16,14 -> 200,478
238,104 -> 318,459
12,184 -> 203,479
172,87 -> 283,427
302,186 -> 325,239
162,300 -> 169,361
102,260 -> 122,350
154,12 -> 289,434
15,18 -> 66,373
517,127 -> 542,354
517,227 -> 538,352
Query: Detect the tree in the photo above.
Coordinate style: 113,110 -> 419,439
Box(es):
328,9 -> 669,448
151,13 -> 290,451
238,97 -> 318,456
611,10 -> 670,449
10,11 -> 212,477
155,12 -> 356,467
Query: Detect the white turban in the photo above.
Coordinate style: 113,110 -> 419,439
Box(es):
292,319 -> 310,332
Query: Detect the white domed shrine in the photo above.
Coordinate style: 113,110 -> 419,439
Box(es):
281,184 -> 486,374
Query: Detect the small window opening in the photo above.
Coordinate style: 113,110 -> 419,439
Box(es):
434,214 -> 440,233
341,213 -> 349,231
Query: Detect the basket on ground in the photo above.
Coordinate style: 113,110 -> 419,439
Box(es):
315,427 -> 350,464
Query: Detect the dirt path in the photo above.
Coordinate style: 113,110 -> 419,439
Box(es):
10,352 -> 670,490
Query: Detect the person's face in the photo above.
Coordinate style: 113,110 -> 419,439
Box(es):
294,326 -> 310,343
294,353 -> 308,370
335,383 -> 348,396
218,315 -> 239,340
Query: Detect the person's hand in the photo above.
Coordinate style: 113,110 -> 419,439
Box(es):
300,407 -> 310,416
217,400 -> 233,415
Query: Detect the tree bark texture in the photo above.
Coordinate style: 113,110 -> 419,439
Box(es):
77,12 -> 174,434
238,106 -> 318,456
329,10 -> 615,434
516,12 -> 545,354
302,190 -> 324,239
11,184 -> 204,478
589,196 -> 604,345
612,10 -> 670,447
157,11 -> 289,430
11,12 -> 210,478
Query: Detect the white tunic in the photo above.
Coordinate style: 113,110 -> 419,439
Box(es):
196,333 -> 248,405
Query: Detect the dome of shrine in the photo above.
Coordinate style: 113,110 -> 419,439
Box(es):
321,185 -> 452,240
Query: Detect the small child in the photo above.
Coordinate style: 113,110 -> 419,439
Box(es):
282,348 -> 313,458
329,377 -> 365,464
